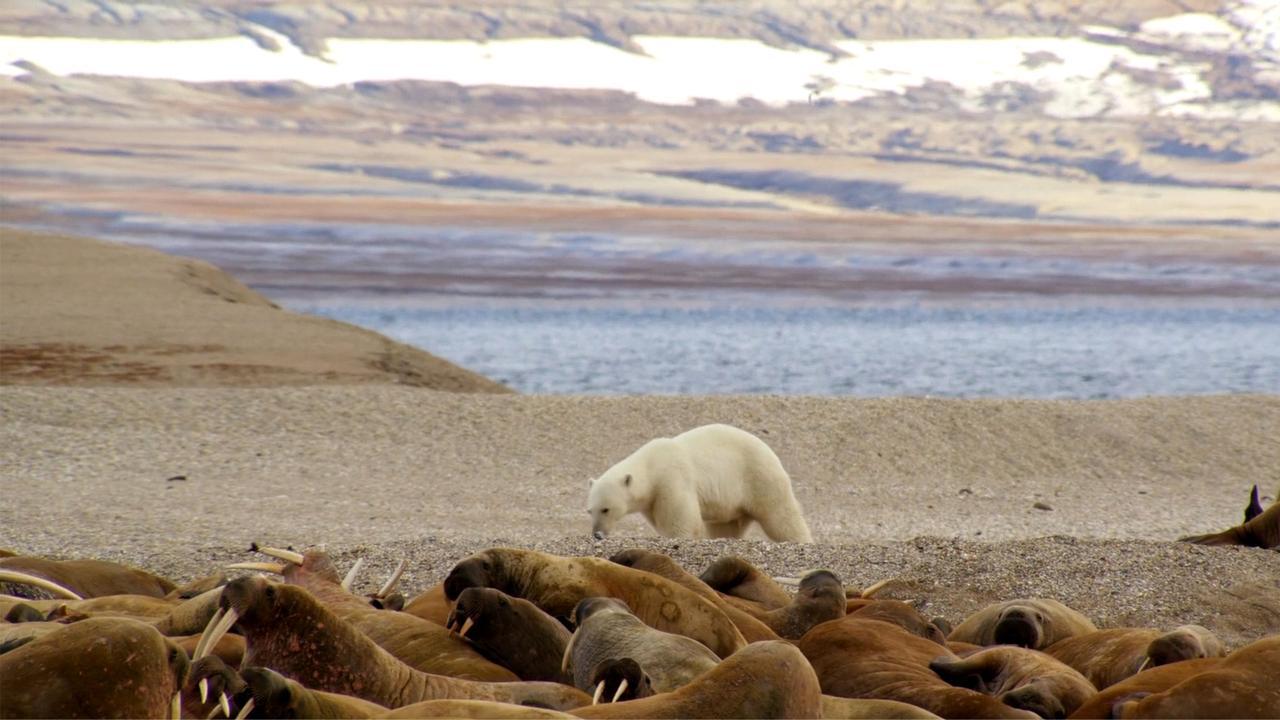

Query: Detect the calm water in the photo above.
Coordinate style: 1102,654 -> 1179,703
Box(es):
295,304 -> 1280,397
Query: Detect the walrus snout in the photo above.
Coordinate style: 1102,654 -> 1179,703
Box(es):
994,608 -> 1043,648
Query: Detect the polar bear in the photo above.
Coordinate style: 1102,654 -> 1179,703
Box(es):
586,424 -> 813,543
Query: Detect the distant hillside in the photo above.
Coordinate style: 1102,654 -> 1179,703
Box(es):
0,228 -> 511,392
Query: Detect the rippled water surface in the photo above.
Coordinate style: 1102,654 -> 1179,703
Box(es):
296,304 -> 1280,397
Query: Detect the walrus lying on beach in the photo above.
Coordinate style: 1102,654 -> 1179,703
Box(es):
1045,625 -> 1225,689
447,587 -> 572,683
1180,484 -> 1280,549
0,572 -> 223,637
563,597 -> 720,694
220,575 -> 591,710
1107,635 -> 1280,719
444,548 -> 746,658
748,569 -> 848,640
607,548 -> 779,642
1066,657 -> 1224,719
847,598 -> 949,646
949,598 -> 1098,650
0,616 -> 188,719
240,546 -> 519,681
570,640 -> 822,719
929,645 -> 1097,718
798,615 -> 1039,719
0,555 -> 177,598
697,555 -> 794,610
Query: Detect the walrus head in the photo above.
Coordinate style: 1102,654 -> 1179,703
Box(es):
587,657 -> 655,704
993,605 -> 1045,648
1146,625 -> 1219,666
1001,684 -> 1067,719
443,552 -> 503,602
239,667 -> 303,719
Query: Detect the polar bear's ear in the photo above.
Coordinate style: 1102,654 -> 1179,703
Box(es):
623,474 -> 631,486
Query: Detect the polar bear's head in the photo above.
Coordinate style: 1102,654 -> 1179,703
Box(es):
587,473 -> 631,539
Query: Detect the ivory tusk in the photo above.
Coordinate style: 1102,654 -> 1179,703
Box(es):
234,697 -> 254,720
199,678 -> 210,704
219,692 -> 231,718
206,703 -> 223,719
226,562 -> 285,574
193,607 -> 225,662
1137,656 -> 1151,672
612,678 -> 628,703
255,546 -> 305,565
341,558 -> 365,592
0,570 -> 83,600
197,608 -> 239,663
592,681 -> 605,705
170,692 -> 181,720
858,578 -> 894,598
458,615 -> 475,638
377,559 -> 408,598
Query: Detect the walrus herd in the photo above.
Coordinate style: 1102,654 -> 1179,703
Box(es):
2,510 -> 1278,720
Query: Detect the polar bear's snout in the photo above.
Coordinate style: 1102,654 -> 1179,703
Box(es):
593,530 -> 606,540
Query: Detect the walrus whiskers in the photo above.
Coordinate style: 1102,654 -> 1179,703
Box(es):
0,569 -> 84,600
377,559 -> 408,598
254,547 -> 305,565
592,680 -> 606,705
341,558 -> 364,592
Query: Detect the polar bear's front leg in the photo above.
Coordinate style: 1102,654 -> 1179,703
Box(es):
705,519 -> 750,538
649,490 -> 707,539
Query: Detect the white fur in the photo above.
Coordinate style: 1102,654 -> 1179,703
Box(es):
587,423 -> 813,542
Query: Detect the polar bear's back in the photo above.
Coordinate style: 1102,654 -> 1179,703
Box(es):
670,424 -> 794,511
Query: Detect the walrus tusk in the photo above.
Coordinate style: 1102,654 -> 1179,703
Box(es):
773,576 -> 801,586
858,578 -> 894,598
341,558 -> 365,592
219,692 -> 231,718
226,562 -> 285,574
0,570 -> 84,600
1137,656 -> 1151,672
193,607 -> 225,662
196,608 -> 239,663
255,546 -> 305,565
199,678 -> 209,704
612,678 -> 628,703
458,615 -> 475,638
592,681 -> 606,705
170,692 -> 181,720
377,559 -> 408,598
206,703 -> 223,719
233,697 -> 254,720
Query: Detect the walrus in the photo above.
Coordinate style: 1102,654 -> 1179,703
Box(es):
240,665 -> 390,719
1108,635 -> 1280,719
447,587 -> 572,683
697,555 -> 794,610
0,555 -> 176,598
1067,657 -> 1224,719
929,645 -> 1097,718
0,616 -> 188,718
3,602 -> 43,623
384,700 -> 577,718
584,658 -> 656,704
607,548 -> 779,642
848,599 -> 949,646
242,546 -> 519,681
948,599 -> 1097,650
1045,625 -> 1225,689
797,616 -> 1039,719
564,597 -> 720,694
171,630 -> 246,668
404,582 -> 452,626
755,569 -> 847,640
220,575 -> 590,710
182,655 -> 251,720
444,548 -> 746,658
570,640 -> 823,719
1180,485 -> 1280,548
821,696 -> 945,719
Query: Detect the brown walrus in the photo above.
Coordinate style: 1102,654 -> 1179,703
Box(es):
821,696 -> 945,719
848,599 -> 949,646
447,587 -> 572,683
384,700 -> 577,718
564,597 -> 719,694
0,555 -> 176,598
1045,625 -> 1225,690
247,547 -> 519,681
929,645 -> 1097,718
1180,485 -> 1280,549
948,599 -> 1097,650
0,616 -> 188,718
1067,657 -> 1224,719
220,575 -> 590,710
797,615 -> 1039,719
570,640 -> 822,719
754,569 -> 848,640
444,548 -> 746,658
403,582 -> 452,626
697,555 -> 793,610
607,548 -> 779,642
583,657 -> 656,704
1109,635 -> 1280,719
240,665 -> 390,719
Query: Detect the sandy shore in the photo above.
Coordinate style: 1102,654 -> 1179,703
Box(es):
1,227 -> 1277,650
